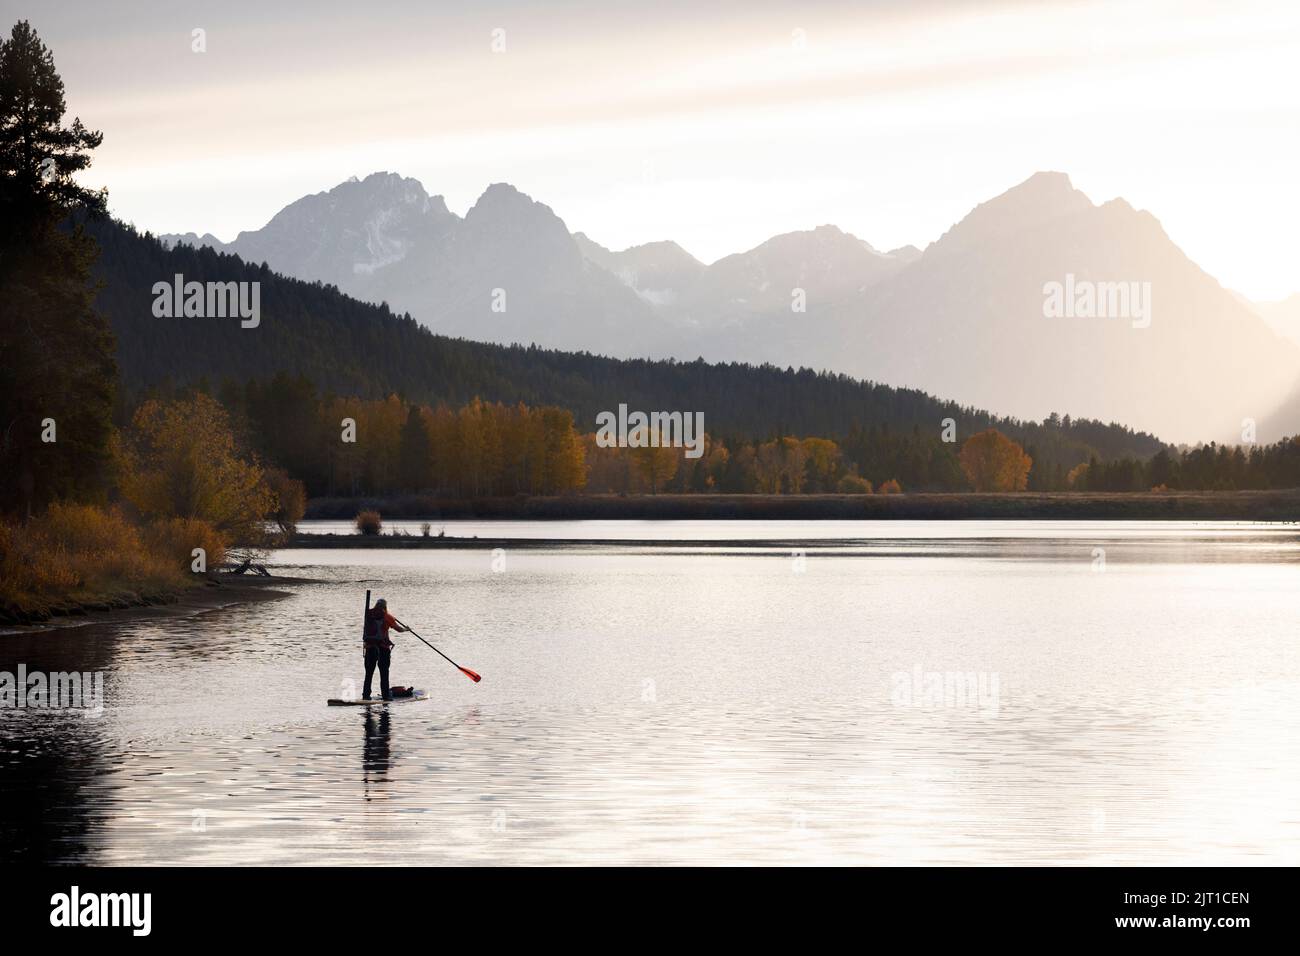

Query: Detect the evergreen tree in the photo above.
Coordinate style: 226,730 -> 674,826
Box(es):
0,20 -> 114,516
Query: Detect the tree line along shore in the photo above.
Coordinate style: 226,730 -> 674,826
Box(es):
300,489 -> 1300,532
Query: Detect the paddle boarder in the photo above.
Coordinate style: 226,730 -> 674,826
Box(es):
362,598 -> 409,700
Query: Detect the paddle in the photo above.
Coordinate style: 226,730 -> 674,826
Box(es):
394,617 -> 482,683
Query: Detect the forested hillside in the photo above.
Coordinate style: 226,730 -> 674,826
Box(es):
86,216 -> 1165,486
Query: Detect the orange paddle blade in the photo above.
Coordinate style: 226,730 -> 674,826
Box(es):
460,667 -> 482,683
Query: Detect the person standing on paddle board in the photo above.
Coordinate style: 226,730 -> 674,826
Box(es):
362,598 -> 409,701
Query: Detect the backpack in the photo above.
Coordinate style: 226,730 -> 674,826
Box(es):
362,608 -> 385,644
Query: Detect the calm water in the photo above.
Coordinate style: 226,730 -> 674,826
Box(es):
2,520 -> 1298,865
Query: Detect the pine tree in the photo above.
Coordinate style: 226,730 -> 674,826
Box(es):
0,20 -> 114,516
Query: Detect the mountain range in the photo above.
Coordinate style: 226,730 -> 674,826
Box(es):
162,171 -> 1300,444
90,215 -> 1164,480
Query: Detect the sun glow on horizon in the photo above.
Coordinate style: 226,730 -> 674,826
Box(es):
26,0 -> 1300,299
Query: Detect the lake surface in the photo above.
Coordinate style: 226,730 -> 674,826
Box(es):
3,520 -> 1298,865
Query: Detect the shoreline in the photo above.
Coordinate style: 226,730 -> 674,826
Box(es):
0,575 -> 313,636
304,490 -> 1300,523
289,527 -> 1299,550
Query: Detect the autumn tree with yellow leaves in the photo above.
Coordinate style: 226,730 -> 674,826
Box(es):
119,393 -> 276,544
958,428 -> 1033,492
631,444 -> 680,494
800,437 -> 844,492
755,437 -> 807,493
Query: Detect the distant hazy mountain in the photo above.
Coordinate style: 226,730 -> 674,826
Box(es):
165,176 -> 667,354
1245,295 -> 1300,440
376,183 -> 670,353
574,226 -> 918,331
161,231 -> 226,250
835,172 -> 1298,444
162,172 -> 456,300
162,170 -> 1300,443
572,234 -> 704,309
1252,294 -> 1300,348
685,225 -> 916,328
657,173 -> 1297,443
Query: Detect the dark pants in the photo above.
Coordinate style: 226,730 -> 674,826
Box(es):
363,644 -> 391,699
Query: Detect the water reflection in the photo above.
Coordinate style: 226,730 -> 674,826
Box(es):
2,521 -> 1298,864
0,626 -> 126,863
362,710 -> 391,800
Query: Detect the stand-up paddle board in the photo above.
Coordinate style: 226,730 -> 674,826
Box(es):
327,689 -> 429,706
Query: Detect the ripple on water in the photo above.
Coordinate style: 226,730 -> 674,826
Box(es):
2,525 -> 1299,864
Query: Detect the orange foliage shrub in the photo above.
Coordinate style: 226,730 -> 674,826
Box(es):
959,429 -> 1032,492
145,517 -> 226,575
0,503 -> 188,612
0,519 -> 79,598
837,475 -> 874,494
265,467 -> 307,537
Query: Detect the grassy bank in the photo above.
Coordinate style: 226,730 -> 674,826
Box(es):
0,504 -> 225,625
303,490 -> 1300,527
4,575 -> 307,634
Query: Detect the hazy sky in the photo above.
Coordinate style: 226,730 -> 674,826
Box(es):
8,0 -> 1300,299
